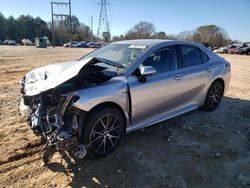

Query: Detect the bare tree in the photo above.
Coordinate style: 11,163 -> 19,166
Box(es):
126,21 -> 156,39
193,25 -> 230,46
79,23 -> 92,42
110,22 -> 233,47
165,34 -> 176,40
176,30 -> 193,41
155,31 -> 166,39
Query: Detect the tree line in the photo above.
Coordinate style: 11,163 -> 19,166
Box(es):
112,21 -> 235,47
0,12 -> 236,47
49,15 -> 94,46
0,12 -> 51,43
0,13 -> 93,45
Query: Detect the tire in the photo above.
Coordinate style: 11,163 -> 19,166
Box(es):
202,81 -> 224,111
83,107 -> 125,157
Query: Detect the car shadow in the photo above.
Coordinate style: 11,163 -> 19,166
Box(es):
45,96 -> 250,187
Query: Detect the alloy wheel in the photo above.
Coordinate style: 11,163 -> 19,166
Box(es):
89,114 -> 122,154
207,82 -> 223,109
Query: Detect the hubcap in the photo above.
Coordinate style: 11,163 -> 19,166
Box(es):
208,82 -> 223,109
90,114 -> 122,154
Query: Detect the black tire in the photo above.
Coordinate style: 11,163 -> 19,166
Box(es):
83,106 -> 125,157
203,81 -> 224,111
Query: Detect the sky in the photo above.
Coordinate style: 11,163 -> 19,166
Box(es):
0,0 -> 250,41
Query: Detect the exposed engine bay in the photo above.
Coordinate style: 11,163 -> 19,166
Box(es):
19,58 -> 119,161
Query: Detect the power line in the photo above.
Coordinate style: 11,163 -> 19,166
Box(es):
51,0 -> 72,47
97,0 -> 110,39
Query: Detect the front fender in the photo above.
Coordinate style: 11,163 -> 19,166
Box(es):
72,78 -> 129,114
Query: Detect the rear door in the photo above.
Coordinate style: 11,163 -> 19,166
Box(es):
175,45 -> 211,107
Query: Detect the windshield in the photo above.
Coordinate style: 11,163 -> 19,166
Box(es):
79,43 -> 147,69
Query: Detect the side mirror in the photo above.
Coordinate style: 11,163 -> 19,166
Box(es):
140,66 -> 156,76
138,66 -> 156,83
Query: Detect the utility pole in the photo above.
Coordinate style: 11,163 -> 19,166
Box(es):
91,16 -> 93,41
69,0 -> 72,47
97,0 -> 110,40
51,0 -> 72,47
51,2 -> 55,48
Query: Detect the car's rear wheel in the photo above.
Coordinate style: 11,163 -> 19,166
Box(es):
203,81 -> 224,111
83,107 -> 125,157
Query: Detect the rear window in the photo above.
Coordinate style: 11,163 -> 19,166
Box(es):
180,45 -> 203,68
201,50 -> 209,63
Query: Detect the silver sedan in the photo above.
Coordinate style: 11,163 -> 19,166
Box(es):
19,40 -> 231,160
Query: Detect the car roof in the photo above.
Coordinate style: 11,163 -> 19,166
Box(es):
113,39 -> 172,46
113,39 -> 204,48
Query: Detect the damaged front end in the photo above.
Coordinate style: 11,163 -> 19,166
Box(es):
19,84 -> 87,160
18,57 -> 119,161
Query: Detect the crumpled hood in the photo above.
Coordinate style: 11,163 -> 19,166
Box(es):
24,57 -> 94,96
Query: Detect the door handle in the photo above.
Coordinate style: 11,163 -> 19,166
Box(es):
174,75 -> 184,81
207,68 -> 212,73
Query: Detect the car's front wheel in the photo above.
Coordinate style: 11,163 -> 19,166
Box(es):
83,107 -> 125,157
203,81 -> 224,111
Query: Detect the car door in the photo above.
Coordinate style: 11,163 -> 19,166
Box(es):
128,45 -> 188,125
175,45 -> 211,107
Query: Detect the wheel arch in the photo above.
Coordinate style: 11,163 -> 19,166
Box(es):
212,77 -> 225,94
202,77 -> 225,106
85,102 -> 128,133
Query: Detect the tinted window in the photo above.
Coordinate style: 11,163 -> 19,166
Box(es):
180,45 -> 202,68
143,46 -> 177,73
201,50 -> 209,63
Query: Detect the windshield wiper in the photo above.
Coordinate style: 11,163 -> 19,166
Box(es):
95,57 -> 126,69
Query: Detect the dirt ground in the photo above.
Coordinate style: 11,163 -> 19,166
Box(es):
0,46 -> 249,188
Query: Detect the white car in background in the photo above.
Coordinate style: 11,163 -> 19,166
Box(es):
213,47 -> 228,53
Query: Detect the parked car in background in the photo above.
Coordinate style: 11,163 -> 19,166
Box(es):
9,40 -> 17,45
208,46 -> 219,51
213,47 -> 228,53
86,42 -> 103,48
213,47 -> 219,51
73,41 -> 87,48
19,39 -> 231,160
22,39 -> 33,46
242,42 -> 249,48
227,45 -> 238,54
4,40 -> 10,45
238,46 -> 250,55
228,47 -> 242,54
86,42 -> 97,48
232,47 -> 244,54
95,43 -> 103,48
63,41 -> 87,48
63,41 -> 73,47
4,40 -> 17,45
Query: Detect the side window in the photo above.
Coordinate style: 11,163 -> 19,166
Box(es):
143,46 -> 177,73
201,50 -> 209,63
180,45 -> 202,68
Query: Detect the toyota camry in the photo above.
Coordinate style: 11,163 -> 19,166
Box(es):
19,40 -> 231,160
